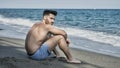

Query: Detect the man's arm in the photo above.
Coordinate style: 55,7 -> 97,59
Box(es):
46,25 -> 67,40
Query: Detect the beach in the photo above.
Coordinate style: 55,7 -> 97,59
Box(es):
0,9 -> 120,68
0,36 -> 120,68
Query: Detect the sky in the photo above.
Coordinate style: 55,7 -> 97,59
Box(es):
0,0 -> 120,9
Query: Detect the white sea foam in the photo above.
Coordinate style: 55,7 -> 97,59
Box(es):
0,15 -> 34,27
0,15 -> 120,47
62,27 -> 120,47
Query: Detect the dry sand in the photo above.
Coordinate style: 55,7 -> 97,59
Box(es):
0,36 -> 120,68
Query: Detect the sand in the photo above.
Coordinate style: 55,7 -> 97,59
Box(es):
0,36 -> 120,68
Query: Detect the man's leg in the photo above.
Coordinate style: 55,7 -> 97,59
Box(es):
45,35 -> 81,63
53,47 -> 61,57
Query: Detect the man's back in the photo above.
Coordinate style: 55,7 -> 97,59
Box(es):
25,23 -> 49,54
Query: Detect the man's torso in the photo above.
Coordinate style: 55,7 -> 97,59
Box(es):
25,23 -> 49,54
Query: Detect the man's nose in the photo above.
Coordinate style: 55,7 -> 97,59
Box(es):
52,20 -> 55,23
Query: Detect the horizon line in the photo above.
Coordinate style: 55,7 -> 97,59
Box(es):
0,7 -> 120,10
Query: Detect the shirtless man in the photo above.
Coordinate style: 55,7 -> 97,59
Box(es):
25,9 -> 81,63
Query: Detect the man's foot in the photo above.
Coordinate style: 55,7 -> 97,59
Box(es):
51,55 -> 64,58
67,58 -> 81,64
56,55 -> 63,58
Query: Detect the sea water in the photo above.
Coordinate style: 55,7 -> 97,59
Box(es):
0,9 -> 120,57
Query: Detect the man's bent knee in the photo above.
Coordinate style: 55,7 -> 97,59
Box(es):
54,35 -> 65,40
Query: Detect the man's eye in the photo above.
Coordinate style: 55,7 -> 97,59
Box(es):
51,18 -> 53,19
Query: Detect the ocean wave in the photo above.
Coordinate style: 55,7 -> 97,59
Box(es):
0,15 -> 120,47
0,15 -> 34,27
61,27 -> 120,47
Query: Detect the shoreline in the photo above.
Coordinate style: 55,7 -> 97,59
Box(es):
69,35 -> 120,58
0,36 -> 120,68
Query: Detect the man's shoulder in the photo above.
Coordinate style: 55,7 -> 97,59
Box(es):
34,22 -> 42,25
32,22 -> 42,26
45,24 -> 55,29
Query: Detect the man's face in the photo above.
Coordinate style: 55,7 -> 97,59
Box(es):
45,14 -> 55,25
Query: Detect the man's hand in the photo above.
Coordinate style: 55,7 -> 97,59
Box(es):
66,39 -> 70,46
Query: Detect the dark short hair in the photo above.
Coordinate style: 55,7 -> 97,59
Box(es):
43,9 -> 57,16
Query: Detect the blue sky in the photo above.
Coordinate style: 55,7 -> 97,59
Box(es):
0,0 -> 120,9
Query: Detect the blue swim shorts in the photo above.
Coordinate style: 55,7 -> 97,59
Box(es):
29,43 -> 51,60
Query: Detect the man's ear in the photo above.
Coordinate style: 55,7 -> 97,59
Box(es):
43,16 -> 47,20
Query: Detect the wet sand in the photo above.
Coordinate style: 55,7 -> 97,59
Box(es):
0,36 -> 120,68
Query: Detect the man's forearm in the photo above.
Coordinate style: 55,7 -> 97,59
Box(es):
60,30 -> 67,40
53,33 -> 67,40
62,33 -> 67,40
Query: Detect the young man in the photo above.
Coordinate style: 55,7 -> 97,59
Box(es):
25,9 -> 81,63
